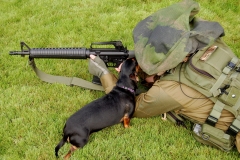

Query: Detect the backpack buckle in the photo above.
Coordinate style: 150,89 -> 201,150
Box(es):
219,85 -> 230,95
226,118 -> 240,136
206,115 -> 218,126
227,61 -> 236,70
226,125 -> 239,136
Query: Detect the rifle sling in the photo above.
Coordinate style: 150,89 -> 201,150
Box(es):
28,59 -> 104,91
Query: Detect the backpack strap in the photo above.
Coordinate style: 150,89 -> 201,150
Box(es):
206,96 -> 240,136
28,58 -> 105,91
206,100 -> 225,126
164,111 -> 187,128
210,57 -> 239,97
206,92 -> 240,136
226,116 -> 240,136
208,57 -> 240,136
226,98 -> 240,136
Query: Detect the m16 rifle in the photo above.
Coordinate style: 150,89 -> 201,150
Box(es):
9,41 -> 135,90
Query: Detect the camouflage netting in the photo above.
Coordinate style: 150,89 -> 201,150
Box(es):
133,0 -> 225,75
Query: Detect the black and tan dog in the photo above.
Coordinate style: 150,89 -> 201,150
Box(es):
55,58 -> 139,159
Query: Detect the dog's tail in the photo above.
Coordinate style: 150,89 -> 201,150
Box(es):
55,136 -> 67,158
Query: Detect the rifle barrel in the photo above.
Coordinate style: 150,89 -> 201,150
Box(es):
9,50 -> 30,55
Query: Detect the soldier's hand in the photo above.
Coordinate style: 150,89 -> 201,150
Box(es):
88,55 -> 109,78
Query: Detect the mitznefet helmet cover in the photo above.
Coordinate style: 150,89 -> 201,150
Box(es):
133,0 -> 224,75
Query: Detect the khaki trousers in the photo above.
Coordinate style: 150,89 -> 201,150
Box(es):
101,74 -> 240,152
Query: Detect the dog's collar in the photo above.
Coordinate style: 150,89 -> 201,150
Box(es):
119,86 -> 135,93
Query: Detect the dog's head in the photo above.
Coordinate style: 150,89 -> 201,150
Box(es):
117,58 -> 139,92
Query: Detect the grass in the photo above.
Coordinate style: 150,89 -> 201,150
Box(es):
1,0 -> 240,159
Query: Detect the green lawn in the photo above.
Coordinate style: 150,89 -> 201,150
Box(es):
1,0 -> 240,159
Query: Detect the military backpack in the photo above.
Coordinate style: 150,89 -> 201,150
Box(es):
163,38 -> 240,151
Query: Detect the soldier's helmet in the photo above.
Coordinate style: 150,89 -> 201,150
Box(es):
133,0 -> 224,75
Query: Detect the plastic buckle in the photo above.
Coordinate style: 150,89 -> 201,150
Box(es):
227,61 -> 236,70
219,85 -> 230,95
226,125 -> 238,136
206,116 -> 217,126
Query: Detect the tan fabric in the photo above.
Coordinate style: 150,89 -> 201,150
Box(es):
134,80 -> 239,152
100,74 -> 240,152
100,73 -> 117,94
134,80 -> 183,117
236,133 -> 240,152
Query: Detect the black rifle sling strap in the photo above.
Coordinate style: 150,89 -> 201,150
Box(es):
29,59 -> 105,91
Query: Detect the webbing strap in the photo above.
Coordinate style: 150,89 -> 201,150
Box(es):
230,66 -> 240,110
29,59 -> 104,91
224,97 -> 240,136
233,97 -> 240,111
206,100 -> 225,126
210,57 -> 239,97
227,115 -> 240,136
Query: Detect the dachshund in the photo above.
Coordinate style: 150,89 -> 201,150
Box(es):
55,58 -> 139,159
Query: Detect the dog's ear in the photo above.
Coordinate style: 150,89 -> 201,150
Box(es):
121,59 -> 138,82
120,59 -> 135,75
129,59 -> 140,82
117,59 -> 138,89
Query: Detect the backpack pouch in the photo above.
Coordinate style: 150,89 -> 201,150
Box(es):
193,123 -> 235,151
185,43 -> 233,91
219,78 -> 240,107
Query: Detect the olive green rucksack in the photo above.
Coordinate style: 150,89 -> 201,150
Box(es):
163,38 -> 240,151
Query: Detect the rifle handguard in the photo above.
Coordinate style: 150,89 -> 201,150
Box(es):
28,47 -> 90,59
